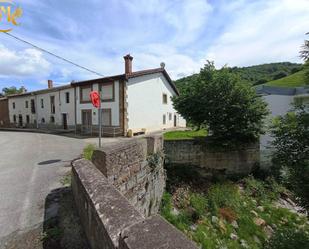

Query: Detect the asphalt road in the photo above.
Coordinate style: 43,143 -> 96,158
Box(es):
0,132 -> 86,239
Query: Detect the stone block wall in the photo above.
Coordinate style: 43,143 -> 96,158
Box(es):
164,139 -> 259,175
72,158 -> 197,249
92,135 -> 165,217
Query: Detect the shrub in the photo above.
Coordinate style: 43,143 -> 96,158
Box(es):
270,102 -> 309,207
172,61 -> 269,146
264,227 -> 309,249
190,193 -> 208,219
273,71 -> 287,80
83,144 -> 95,160
206,183 -> 240,214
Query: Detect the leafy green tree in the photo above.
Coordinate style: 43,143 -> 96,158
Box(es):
300,32 -> 309,83
271,102 -> 309,207
2,86 -> 26,96
173,61 -> 269,146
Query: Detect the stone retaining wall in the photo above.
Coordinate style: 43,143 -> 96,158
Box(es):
164,139 -> 259,175
92,135 -> 165,217
72,158 -> 197,249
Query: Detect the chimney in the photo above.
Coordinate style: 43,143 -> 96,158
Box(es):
124,54 -> 133,75
48,80 -> 53,89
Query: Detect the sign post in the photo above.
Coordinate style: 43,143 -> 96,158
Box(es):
90,91 -> 102,147
98,101 -> 102,148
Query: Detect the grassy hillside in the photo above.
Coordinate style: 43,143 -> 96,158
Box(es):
174,62 -> 303,91
229,62 -> 302,85
265,70 -> 308,87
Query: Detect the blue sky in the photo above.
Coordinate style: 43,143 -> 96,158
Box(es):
0,0 -> 308,91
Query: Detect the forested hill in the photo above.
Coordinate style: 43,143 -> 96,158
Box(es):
175,62 -> 303,90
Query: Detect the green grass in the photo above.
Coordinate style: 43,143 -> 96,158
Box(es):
164,129 -> 207,140
83,144 -> 96,160
265,70 -> 308,87
160,175 -> 309,249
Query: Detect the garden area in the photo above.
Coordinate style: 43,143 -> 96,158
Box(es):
162,51 -> 309,248
164,129 -> 207,140
160,165 -> 309,249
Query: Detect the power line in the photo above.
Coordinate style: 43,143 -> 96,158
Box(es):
3,32 -> 104,77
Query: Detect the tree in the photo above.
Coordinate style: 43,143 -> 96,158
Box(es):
270,102 -> 309,207
2,86 -> 27,96
172,61 -> 269,146
300,33 -> 309,61
300,32 -> 309,83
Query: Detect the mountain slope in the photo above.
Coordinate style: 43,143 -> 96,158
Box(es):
265,70 -> 308,87
174,62 -> 303,90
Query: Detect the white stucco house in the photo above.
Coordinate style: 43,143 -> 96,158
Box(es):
7,54 -> 186,136
72,55 -> 185,136
8,83 -> 75,130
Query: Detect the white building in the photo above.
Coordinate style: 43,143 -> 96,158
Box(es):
8,83 -> 75,130
256,85 -> 309,166
7,55 -> 186,136
72,55 -> 185,136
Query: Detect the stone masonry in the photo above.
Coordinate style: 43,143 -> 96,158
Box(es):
164,138 -> 259,175
92,135 -> 166,217
72,156 -> 198,249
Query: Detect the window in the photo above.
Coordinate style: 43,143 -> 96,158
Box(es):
41,118 -> 45,123
50,96 -> 55,114
13,115 -> 16,123
65,92 -> 70,103
101,109 -> 111,126
50,116 -> 55,123
12,102 -> 15,109
80,86 -> 92,103
41,99 -> 44,108
100,82 -> 114,101
163,114 -> 166,125
169,113 -> 172,121
31,99 -> 35,114
26,115 -> 30,124
163,93 -> 168,104
25,101 -> 28,108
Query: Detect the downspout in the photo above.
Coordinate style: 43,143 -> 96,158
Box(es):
34,94 -> 39,129
58,90 -> 61,129
74,85 -> 77,135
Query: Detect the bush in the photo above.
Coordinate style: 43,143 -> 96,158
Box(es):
207,183 -> 240,214
172,61 -> 269,146
273,71 -> 288,80
264,227 -> 309,249
271,102 -> 309,207
83,144 -> 95,160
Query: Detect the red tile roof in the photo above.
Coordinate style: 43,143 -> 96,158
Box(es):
72,68 -> 179,95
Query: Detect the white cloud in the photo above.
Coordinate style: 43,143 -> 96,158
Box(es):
0,45 -> 51,77
205,0 -> 309,67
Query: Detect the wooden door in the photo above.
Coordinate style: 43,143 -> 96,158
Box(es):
18,115 -> 23,127
62,114 -> 68,130
174,115 -> 177,127
81,110 -> 92,134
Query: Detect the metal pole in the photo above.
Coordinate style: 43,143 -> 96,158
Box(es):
98,103 -> 102,148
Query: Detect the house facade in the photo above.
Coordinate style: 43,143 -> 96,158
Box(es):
72,55 -> 185,136
7,83 -> 75,130
5,55 -> 186,136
